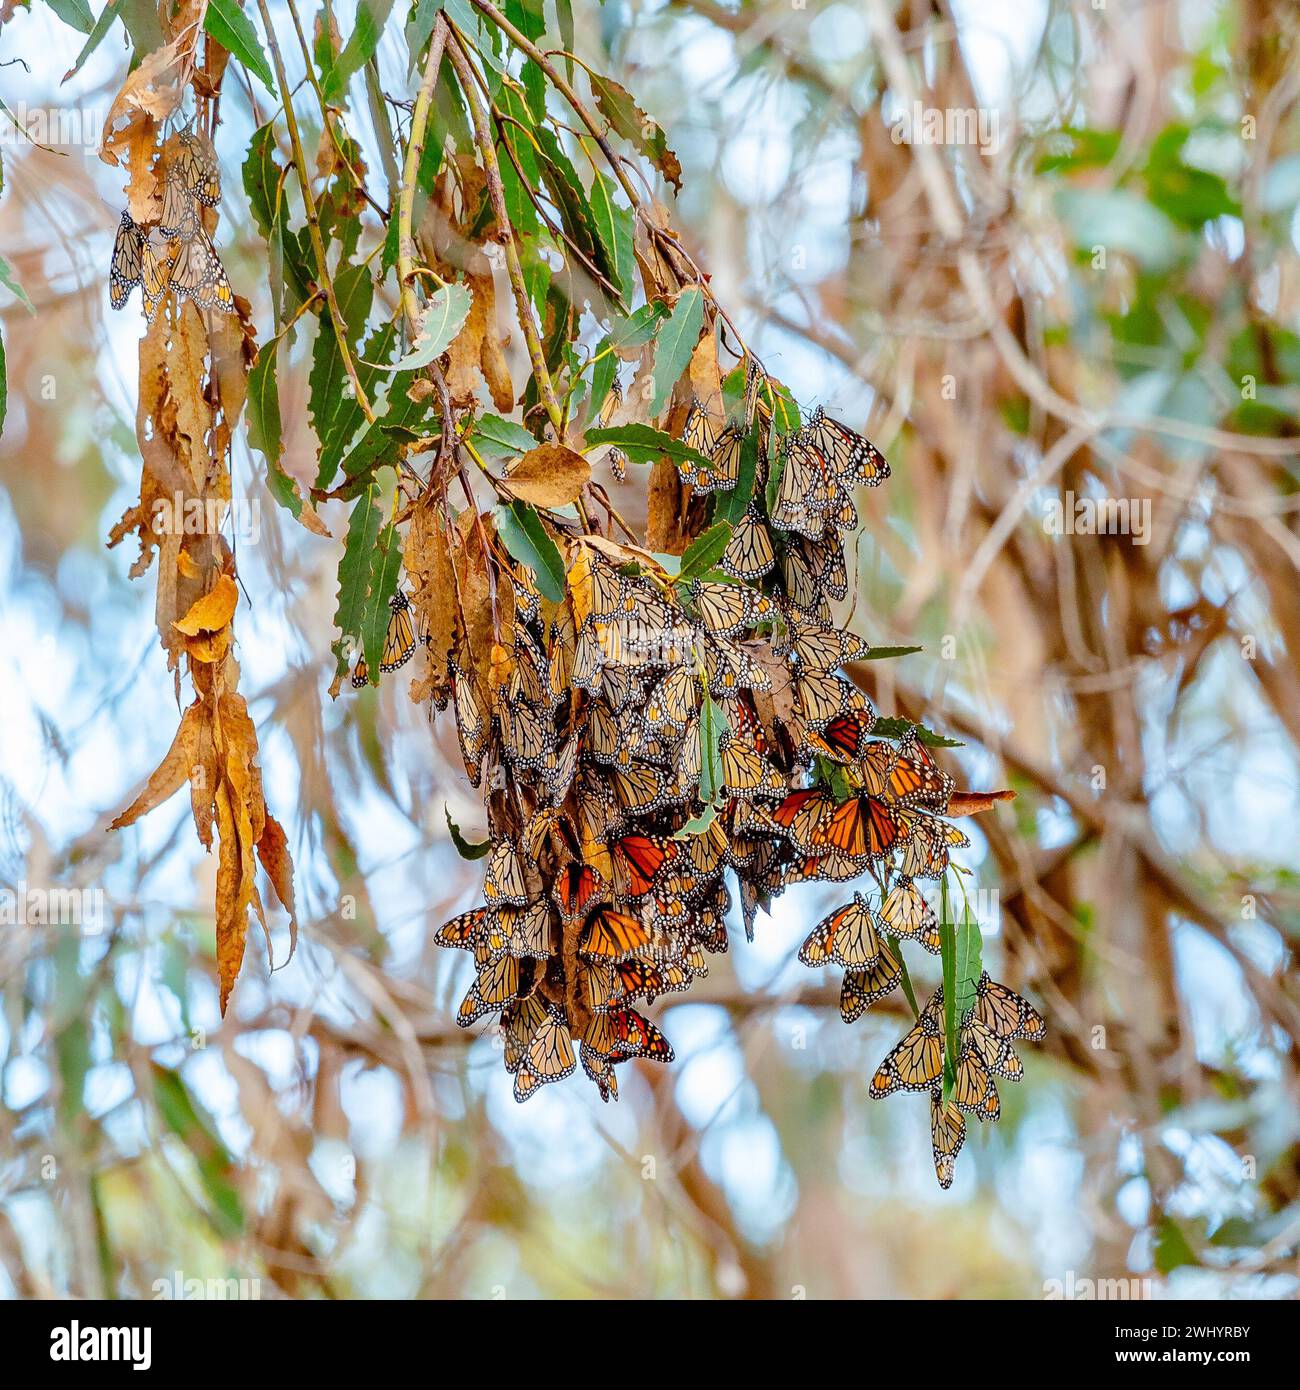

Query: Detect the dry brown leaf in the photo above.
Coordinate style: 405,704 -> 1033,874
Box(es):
502,444 -> 591,509
174,574 -> 238,635
688,325 -> 723,412
446,271 -> 489,404
404,499 -> 457,682
947,789 -> 1017,817
109,702 -> 203,829
189,714 -> 217,850
214,783 -> 246,1014
256,814 -> 298,955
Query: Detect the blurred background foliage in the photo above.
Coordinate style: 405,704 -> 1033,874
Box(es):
2,0 -> 1299,1298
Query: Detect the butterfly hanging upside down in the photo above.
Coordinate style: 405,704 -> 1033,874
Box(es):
108,127 -> 234,322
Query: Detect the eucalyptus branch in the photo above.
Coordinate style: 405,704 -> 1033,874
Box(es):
470,0 -> 645,215
445,25 -> 566,438
284,0 -> 388,220
397,15 -> 450,338
255,0 -> 374,424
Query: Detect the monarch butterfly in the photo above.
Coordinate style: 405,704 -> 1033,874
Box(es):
543,735 -> 578,804
643,664 -> 698,732
617,956 -> 692,1004
580,905 -> 652,961
496,899 -> 552,959
595,378 -> 628,480
898,810 -> 968,879
547,610 -> 576,695
609,762 -> 674,815
886,734 -> 955,811
683,398 -> 724,458
109,211 -> 146,309
456,953 -> 520,1026
555,861 -> 605,924
810,705 -> 881,766
170,227 -> 235,314
607,1006 -> 674,1061
785,528 -> 848,604
159,170 -> 202,241
568,547 -> 629,625
434,907 -> 485,952
483,837 -> 529,906
720,506 -> 775,581
880,877 -> 941,954
507,628 -> 549,708
869,991 -> 944,1096
502,697 -> 555,773
795,669 -> 854,729
704,635 -> 770,695
950,1038 -> 1001,1120
612,833 -> 677,897
580,1043 -> 620,1102
571,619 -> 605,693
172,127 -> 221,207
929,1088 -> 966,1189
813,793 -> 903,860
512,1065 -> 543,1103
452,663 -> 488,783
771,787 -> 838,850
580,958 -> 619,1012
679,403 -> 740,493
778,610 -> 870,672
772,433 -> 842,538
598,665 -> 644,713
782,845 -> 865,887
589,699 -> 634,767
857,741 -> 898,798
798,892 -> 883,970
967,972 -> 1046,1042
804,406 -> 889,489
688,580 -> 771,638
719,732 -> 786,802
839,938 -> 902,1022
520,1009 -> 577,1092
500,994 -> 550,1073
511,564 -> 541,621
351,592 -> 419,688
961,1014 -> 1024,1082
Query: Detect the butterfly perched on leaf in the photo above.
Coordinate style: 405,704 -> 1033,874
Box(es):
840,939 -> 902,1022
799,891 -> 884,970
352,592 -> 419,688
110,211 -> 170,322
869,989 -> 944,1096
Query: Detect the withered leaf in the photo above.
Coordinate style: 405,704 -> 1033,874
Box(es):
110,702 -> 204,830
501,444 -> 591,510
947,789 -> 1017,817
174,574 -> 238,635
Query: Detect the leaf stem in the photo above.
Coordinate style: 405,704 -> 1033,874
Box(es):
254,0 -> 374,424
397,15 -> 450,338
445,24 -> 565,440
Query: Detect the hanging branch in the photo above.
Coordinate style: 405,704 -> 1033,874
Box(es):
445,24 -> 566,439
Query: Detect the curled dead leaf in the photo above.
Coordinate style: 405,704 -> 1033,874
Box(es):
109,702 -> 203,830
173,574 -> 238,635
947,789 -> 1017,818
501,444 -> 591,510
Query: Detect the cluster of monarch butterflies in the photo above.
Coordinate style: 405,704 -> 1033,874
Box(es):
389,356 -> 1047,1185
109,127 -> 235,323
